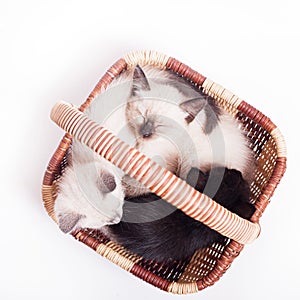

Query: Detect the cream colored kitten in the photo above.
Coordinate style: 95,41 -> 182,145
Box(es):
124,65 -> 255,196
54,80 -> 134,233
55,141 -> 124,233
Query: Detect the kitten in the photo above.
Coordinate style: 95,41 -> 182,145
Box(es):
54,140 -> 124,233
124,65 -> 255,196
108,167 -> 255,262
53,80 -> 134,233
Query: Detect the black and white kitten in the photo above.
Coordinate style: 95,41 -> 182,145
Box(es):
108,167 -> 255,262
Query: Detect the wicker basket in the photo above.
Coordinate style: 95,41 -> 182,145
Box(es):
42,50 -> 286,294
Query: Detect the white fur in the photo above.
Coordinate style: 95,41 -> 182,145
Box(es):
54,141 -> 124,233
54,76 -> 134,233
54,64 -> 255,232
125,66 -> 255,184
180,113 -> 254,181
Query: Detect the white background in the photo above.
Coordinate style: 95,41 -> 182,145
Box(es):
1,0 -> 299,299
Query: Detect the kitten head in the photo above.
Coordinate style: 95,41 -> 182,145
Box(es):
126,65 -> 188,138
54,142 -> 124,234
126,65 -> 218,134
125,65 -> 217,178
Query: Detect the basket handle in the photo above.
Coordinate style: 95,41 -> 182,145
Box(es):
50,101 -> 260,244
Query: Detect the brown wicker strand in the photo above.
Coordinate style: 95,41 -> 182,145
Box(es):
42,134 -> 72,186
130,264 -> 170,291
166,57 -> 206,86
252,157 -> 287,221
79,58 -> 127,112
74,230 -> 102,251
197,241 -> 244,291
238,101 -> 276,133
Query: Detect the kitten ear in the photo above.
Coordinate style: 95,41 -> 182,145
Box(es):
179,98 -> 207,123
57,212 -> 82,233
132,65 -> 150,95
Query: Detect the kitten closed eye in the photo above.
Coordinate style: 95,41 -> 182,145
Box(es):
139,120 -> 154,138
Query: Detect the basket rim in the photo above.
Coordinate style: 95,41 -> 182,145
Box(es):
42,50 -> 287,294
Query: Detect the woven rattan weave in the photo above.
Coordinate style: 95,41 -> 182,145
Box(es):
42,50 -> 286,294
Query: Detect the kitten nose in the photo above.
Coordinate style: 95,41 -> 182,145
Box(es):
98,172 -> 117,193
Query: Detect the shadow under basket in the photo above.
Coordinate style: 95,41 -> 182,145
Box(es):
42,50 -> 286,294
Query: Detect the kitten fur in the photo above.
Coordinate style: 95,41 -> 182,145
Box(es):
108,167 -> 255,262
54,64 -> 255,236
124,65 -> 256,196
53,85 -> 133,233
54,141 -> 124,233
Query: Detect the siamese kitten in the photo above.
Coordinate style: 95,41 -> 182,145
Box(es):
53,81 -> 134,233
124,65 -> 255,196
108,167 -> 255,262
54,140 -> 124,233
